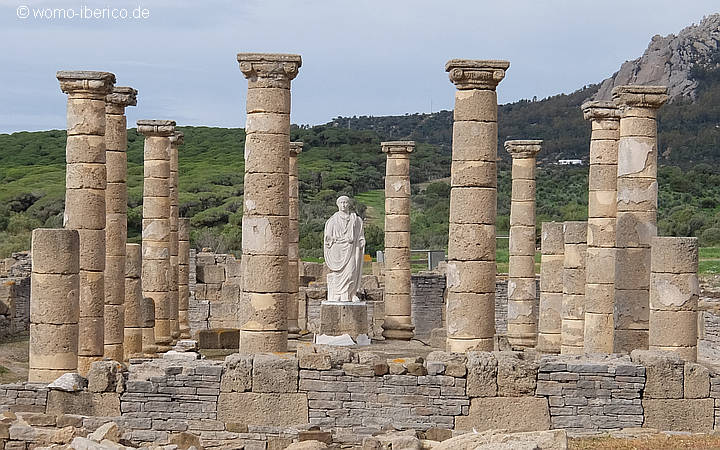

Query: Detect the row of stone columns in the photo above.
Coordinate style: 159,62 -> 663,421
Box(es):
288,141 -> 303,337
537,222 -> 564,353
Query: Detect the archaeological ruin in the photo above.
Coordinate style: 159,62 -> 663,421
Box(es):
2,53 -> 720,450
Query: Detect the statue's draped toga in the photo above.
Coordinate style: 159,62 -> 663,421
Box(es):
324,197 -> 365,302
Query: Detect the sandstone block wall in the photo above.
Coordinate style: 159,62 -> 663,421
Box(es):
0,278 -> 30,338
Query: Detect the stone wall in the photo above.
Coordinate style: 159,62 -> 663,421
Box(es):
0,275 -> 30,338
699,294 -> 720,362
189,251 -> 242,335
411,273 -> 446,339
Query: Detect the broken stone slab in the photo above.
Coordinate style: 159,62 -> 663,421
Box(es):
162,350 -> 201,361
434,429 -> 567,450
48,373 -> 88,392
88,422 -> 120,443
314,333 -> 356,346
173,340 -> 199,352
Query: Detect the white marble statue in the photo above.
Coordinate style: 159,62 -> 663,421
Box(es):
324,196 -> 366,302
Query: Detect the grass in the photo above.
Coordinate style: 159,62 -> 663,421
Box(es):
700,247 -> 720,259
355,190 -> 385,227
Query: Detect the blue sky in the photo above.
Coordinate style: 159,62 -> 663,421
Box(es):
0,0 -> 717,133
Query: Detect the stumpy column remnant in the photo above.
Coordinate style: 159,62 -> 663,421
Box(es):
28,229 -> 80,382
178,218 -> 191,339
57,70 -> 116,374
505,140 -> 542,349
612,85 -> 668,353
138,119 -> 176,353
537,222 -> 564,354
237,52 -> 301,352
561,221 -> 587,354
381,140 -> 415,340
288,141 -> 304,337
649,237 -> 699,361
124,243 -> 143,359
445,59 -> 509,352
104,86 -> 137,362
169,131 -> 184,343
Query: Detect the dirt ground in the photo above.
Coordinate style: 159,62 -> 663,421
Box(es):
570,434 -> 720,449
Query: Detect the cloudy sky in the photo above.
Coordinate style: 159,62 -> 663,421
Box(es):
0,0 -> 717,133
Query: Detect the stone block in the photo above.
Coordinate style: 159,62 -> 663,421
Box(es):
630,350 -> 683,399
466,352 -> 497,397
495,351 -> 539,397
455,397 -> 550,432
684,362 -> 710,399
196,265 -> 225,284
217,392 -> 308,427
642,398 -> 714,432
252,353 -> 298,393
46,391 -> 120,416
319,301 -> 369,338
221,353 -> 253,393
87,360 -> 120,393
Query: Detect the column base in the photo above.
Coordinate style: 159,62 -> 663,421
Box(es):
124,328 -> 143,361
77,356 -> 103,376
288,320 -> 301,337
239,330 -> 287,353
179,327 -> 192,340
446,337 -> 493,352
171,319 -> 180,339
320,301 -> 369,339
155,319 -> 173,350
536,333 -> 561,354
103,344 -> 124,362
381,316 -> 414,341
583,312 -> 614,353
142,327 -> 158,357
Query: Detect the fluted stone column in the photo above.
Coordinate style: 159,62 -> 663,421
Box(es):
29,229 -> 80,382
537,222 -> 564,353
288,141 -> 303,337
505,140 -> 542,349
237,53 -> 301,352
612,85 -> 668,353
581,101 -> 621,354
138,119 -> 176,353
649,237 -> 699,361
381,141 -> 415,340
445,59 -> 509,352
178,218 -> 191,339
169,131 -> 183,342
561,221 -> 587,354
124,243 -> 143,359
57,70 -> 115,375
104,86 -> 137,362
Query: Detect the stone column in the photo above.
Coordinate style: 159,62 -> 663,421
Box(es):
649,237 -> 698,361
123,243 -> 143,359
537,222 -> 564,353
57,70 -> 116,375
169,131 -> 183,343
28,229 -> 80,382
104,86 -> 137,362
505,140 -> 542,349
237,53 -> 301,352
178,218 -> 191,339
581,101 -> 621,354
138,119 -> 176,353
288,141 -> 303,337
561,221 -> 587,354
445,59 -> 509,352
612,85 -> 668,353
141,297 -> 157,357
381,140 -> 415,340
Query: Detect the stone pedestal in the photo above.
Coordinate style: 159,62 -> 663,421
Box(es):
104,86 -> 137,362
582,101 -> 620,354
445,59 -> 509,352
288,141 -> 303,337
537,222 -> 564,354
561,221 -> 587,355
612,85 -> 668,353
28,229 -> 80,382
320,301 -> 369,339
649,237 -> 698,361
237,53 -> 301,353
381,140 -> 415,341
505,140 -> 542,349
57,70 -> 116,375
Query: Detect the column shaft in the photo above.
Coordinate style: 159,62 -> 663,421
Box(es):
537,222 -> 564,353
123,243 -> 143,359
237,53 -> 301,352
561,221 -> 587,354
28,229 -> 80,382
612,85 -> 668,353
445,59 -> 509,352
57,70 -> 115,375
381,141 -> 415,340
287,141 -> 303,336
178,217 -> 191,338
169,132 -> 183,342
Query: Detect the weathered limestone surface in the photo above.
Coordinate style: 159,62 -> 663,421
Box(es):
537,222 -> 564,354
445,59 -> 509,352
612,85 -> 668,353
168,132 -> 184,343
505,140 -> 542,349
57,70 -> 116,375
123,243 -> 143,359
649,237 -> 699,361
561,222 -> 587,354
28,229 -> 80,382
288,141 -> 303,336
237,53 -> 301,352
455,397 -> 550,432
138,119 -> 176,353
178,218 -> 191,339
381,141 -> 415,340
104,86 -> 137,363
582,101 -> 620,354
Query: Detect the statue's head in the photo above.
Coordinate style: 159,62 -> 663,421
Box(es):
336,195 -> 351,213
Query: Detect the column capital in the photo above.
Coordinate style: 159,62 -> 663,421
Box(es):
611,85 -> 668,109
170,131 -> 184,146
381,141 -> 415,155
445,59 -> 509,90
237,53 -> 302,88
57,70 -> 115,96
137,120 -> 176,137
107,86 -> 138,109
581,101 -> 620,121
290,141 -> 303,156
505,140 -> 542,158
